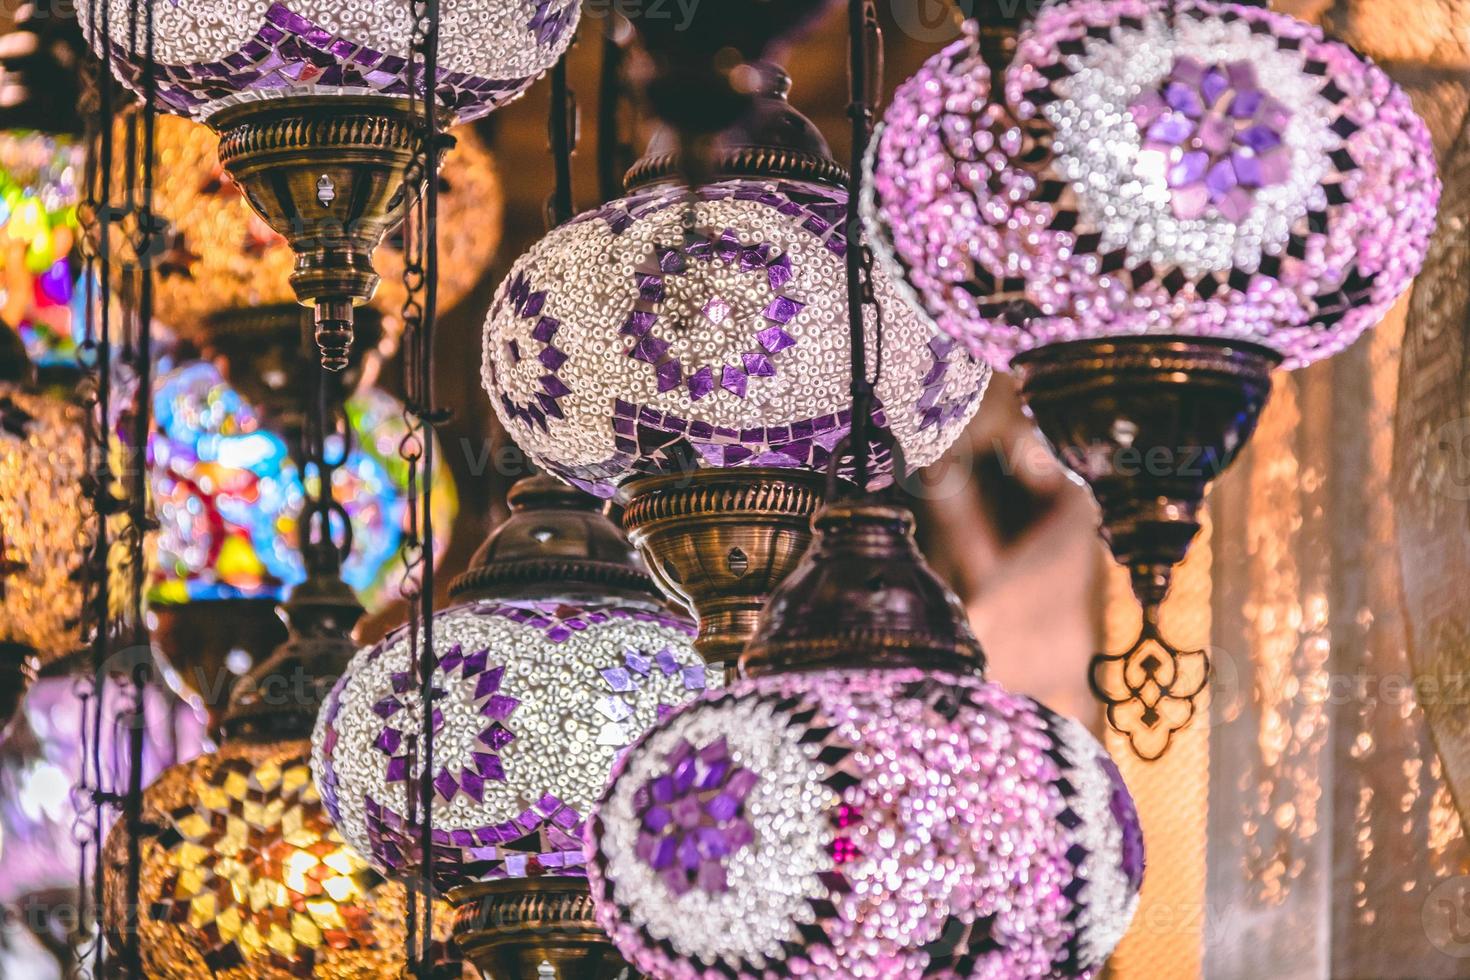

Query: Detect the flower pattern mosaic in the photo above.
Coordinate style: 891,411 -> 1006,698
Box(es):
483,178 -> 989,498
865,1 -> 1440,370
589,671 -> 1143,979
148,362 -> 454,612
314,597 -> 719,890
101,740 -> 459,979
0,133 -> 87,368
80,0 -> 580,122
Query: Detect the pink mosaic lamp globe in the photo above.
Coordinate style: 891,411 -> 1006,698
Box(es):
482,69 -> 989,665
77,0 -> 575,369
587,504 -> 1144,978
864,0 -> 1440,758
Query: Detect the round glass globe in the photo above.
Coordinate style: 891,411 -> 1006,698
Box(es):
101,739 -> 461,979
148,361 -> 456,613
139,114 -> 501,341
482,178 -> 990,498
865,0 -> 1440,371
314,597 -> 720,890
81,0 -> 580,123
0,383 -> 87,665
588,670 -> 1144,979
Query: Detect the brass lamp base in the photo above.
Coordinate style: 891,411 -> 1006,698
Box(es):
449,877 -> 639,980
149,599 -> 287,733
621,469 -> 829,665
1012,336 -> 1280,759
741,503 -> 985,678
0,640 -> 38,740
210,95 -> 424,372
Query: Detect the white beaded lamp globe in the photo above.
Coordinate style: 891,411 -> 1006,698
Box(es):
80,0 -> 580,123
481,177 -> 991,499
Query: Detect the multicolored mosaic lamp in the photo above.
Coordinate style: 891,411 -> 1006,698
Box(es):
0,7 -> 89,371
482,69 -> 989,662
147,360 -> 456,727
0,327 -> 87,739
0,134 -> 86,371
588,502 -> 1145,978
80,0 -> 575,369
314,475 -> 718,979
102,535 -> 464,979
865,0 -> 1440,758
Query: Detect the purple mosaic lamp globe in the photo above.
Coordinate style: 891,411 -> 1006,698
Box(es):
865,0 -> 1440,759
313,476 -> 720,979
588,504 -> 1143,978
482,69 -> 989,664
77,0 -> 573,370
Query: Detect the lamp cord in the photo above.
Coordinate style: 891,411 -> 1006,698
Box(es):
402,0 -> 444,968
119,0 -> 159,975
548,56 -> 578,228
843,0 -> 883,495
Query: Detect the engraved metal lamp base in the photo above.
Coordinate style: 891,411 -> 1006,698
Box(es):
620,468 -> 829,665
1012,336 -> 1280,759
210,95 -> 425,371
449,878 -> 640,980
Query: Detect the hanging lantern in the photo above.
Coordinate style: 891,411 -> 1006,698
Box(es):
314,475 -> 718,979
587,503 -> 1144,978
865,0 -> 1440,757
146,359 -> 456,726
0,328 -> 87,738
103,532 -> 465,978
80,0 -> 576,369
482,69 -> 989,662
131,114 -> 501,347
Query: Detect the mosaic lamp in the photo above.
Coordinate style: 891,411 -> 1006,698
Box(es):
0,326 -> 87,739
147,359 -> 456,727
587,502 -> 1145,978
314,475 -> 719,980
482,69 -> 990,662
102,528 -> 464,979
80,0 -> 575,369
865,0 -> 1440,757
0,7 -> 89,371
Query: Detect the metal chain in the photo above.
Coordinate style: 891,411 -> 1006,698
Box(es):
843,0 -> 882,494
73,0 -> 120,971
401,0 -> 443,969
120,0 -> 161,973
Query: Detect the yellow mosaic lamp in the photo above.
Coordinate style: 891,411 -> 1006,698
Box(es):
102,538 -> 465,978
0,326 -> 87,738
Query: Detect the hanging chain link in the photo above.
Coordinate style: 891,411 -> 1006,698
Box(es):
840,0 -> 884,494
400,0 -> 443,970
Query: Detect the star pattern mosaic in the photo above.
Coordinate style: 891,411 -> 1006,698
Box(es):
484,178 -> 988,499
315,597 -> 718,891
